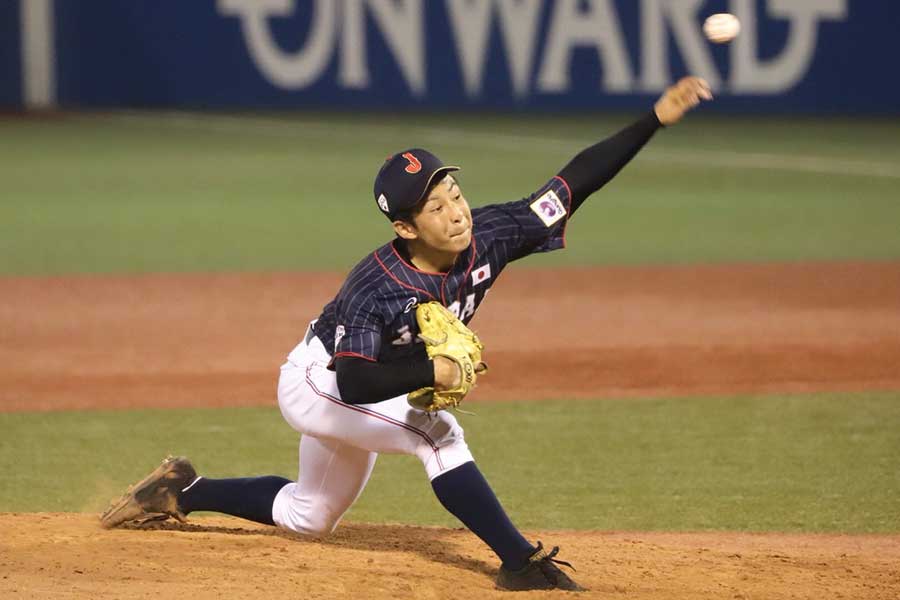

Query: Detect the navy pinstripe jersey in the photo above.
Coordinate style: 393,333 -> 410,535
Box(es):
312,176 -> 571,364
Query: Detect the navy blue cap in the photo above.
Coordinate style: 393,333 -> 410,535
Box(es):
373,148 -> 459,220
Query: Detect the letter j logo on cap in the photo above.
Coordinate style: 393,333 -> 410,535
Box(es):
402,152 -> 422,174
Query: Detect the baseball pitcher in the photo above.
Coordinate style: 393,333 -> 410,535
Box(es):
101,77 -> 712,592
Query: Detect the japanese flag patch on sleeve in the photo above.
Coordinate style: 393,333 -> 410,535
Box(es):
529,189 -> 567,227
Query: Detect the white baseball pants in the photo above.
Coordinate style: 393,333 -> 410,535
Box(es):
270,325 -> 474,535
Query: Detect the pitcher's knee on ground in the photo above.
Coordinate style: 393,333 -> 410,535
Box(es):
271,482 -> 344,535
271,435 -> 377,535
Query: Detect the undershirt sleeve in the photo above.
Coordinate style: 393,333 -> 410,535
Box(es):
558,111 -> 662,215
335,355 -> 435,405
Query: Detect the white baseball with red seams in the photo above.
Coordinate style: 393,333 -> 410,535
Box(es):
703,13 -> 741,44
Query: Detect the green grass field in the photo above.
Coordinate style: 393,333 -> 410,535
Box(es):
3,394 -> 899,533
1,112 -> 898,534
1,112 -> 899,275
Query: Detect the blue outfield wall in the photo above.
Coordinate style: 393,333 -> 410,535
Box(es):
0,1 -> 22,108
2,0 -> 900,113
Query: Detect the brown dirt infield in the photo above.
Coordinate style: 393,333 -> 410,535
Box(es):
2,262 -> 899,598
2,514 -> 899,599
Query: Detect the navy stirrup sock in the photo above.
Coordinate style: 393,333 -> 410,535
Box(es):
431,461 -> 535,570
178,476 -> 291,526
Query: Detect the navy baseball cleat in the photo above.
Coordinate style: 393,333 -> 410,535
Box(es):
495,542 -> 586,592
99,456 -> 197,529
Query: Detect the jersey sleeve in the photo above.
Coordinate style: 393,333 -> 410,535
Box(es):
332,291 -> 385,362
471,175 -> 572,262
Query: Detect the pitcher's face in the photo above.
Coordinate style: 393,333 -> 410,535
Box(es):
410,175 -> 472,254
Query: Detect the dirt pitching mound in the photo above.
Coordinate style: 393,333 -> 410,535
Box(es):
2,514 -> 898,599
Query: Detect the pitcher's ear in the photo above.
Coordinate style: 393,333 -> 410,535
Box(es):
393,219 -> 418,240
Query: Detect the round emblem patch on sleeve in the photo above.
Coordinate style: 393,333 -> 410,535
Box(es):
529,190 -> 566,227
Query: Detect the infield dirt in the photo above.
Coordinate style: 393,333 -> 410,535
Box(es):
3,261 -> 900,411
2,514 -> 898,599
2,262 -> 899,598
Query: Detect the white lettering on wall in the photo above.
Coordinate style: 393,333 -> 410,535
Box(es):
218,0 -> 336,89
731,0 -> 847,94
340,0 -> 426,96
537,0 -> 633,93
219,0 -> 849,97
640,0 -> 721,91
446,0 -> 495,97
21,0 -> 56,108
447,0 -> 543,98
496,0 -> 543,97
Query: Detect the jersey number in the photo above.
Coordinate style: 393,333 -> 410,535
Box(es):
447,294 -> 476,321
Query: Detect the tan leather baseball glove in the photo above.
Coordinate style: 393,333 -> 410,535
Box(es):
408,302 -> 487,412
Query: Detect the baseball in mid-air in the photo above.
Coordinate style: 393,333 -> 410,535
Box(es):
703,13 -> 741,44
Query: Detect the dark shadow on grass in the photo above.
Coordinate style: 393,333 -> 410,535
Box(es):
121,518 -> 495,578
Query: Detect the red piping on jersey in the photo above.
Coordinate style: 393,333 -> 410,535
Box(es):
389,240 -> 472,306
333,351 -> 376,362
304,365 -> 445,470
553,175 -> 573,249
373,250 -> 437,300
453,234 -> 478,307
390,242 -> 446,277
553,175 -> 572,201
